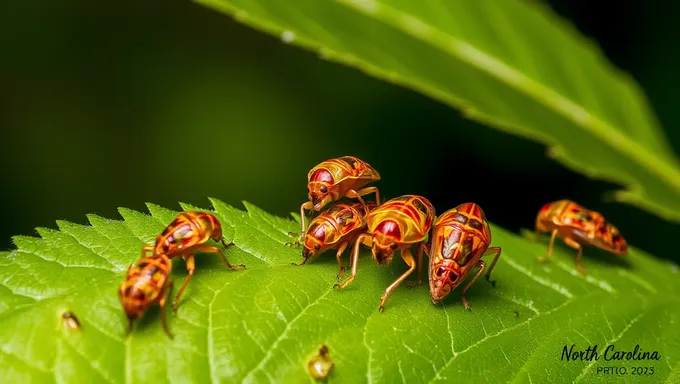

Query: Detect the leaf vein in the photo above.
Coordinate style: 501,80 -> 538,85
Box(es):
573,310 -> 646,382
502,255 -> 573,298
553,260 -> 615,293
60,337 -> 116,384
431,298 -> 574,382
241,285 -> 335,382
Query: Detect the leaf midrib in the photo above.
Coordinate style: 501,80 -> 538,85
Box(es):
334,0 -> 680,192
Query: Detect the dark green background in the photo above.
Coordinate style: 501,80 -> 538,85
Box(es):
2,1 -> 679,262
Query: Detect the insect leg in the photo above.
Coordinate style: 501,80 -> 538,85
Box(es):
192,245 -> 246,271
334,241 -> 349,281
294,201 -> 314,244
160,280 -> 175,339
379,248 -> 416,312
461,260 -> 487,311
221,239 -> 235,249
346,189 -> 367,207
407,243 -> 425,288
334,233 -> 369,290
537,229 -> 558,263
423,240 -> 431,256
173,255 -> 195,313
483,246 -> 502,287
562,237 -> 586,275
359,187 -> 380,205
353,234 -> 372,268
291,253 -> 309,267
346,186 -> 380,206
141,245 -> 154,258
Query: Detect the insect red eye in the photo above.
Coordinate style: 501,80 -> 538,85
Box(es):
449,274 -> 458,283
436,267 -> 446,277
320,186 -> 328,193
314,243 -> 321,250
390,242 -> 398,250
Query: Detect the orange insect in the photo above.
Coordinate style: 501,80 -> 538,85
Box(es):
291,156 -> 381,244
118,253 -> 174,338
291,201 -> 377,280
427,203 -> 501,310
535,200 -> 628,275
334,195 -> 435,312
142,211 -> 245,311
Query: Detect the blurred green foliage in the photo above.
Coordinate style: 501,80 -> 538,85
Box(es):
1,0 -> 679,259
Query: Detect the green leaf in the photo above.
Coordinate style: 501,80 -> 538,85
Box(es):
1,199 -> 678,383
194,0 -> 680,223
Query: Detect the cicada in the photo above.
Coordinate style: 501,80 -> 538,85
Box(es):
335,195 -> 435,312
535,200 -> 628,274
293,201 -> 377,280
142,211 -> 245,311
118,253 -> 174,338
291,156 -> 381,244
427,203 -> 501,310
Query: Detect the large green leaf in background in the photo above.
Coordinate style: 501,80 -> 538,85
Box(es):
195,0 -> 680,223
0,199 -> 678,383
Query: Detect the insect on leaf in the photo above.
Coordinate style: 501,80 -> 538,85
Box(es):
0,199 -> 678,383
195,0 -> 680,223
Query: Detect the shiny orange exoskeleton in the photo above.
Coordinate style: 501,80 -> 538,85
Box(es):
142,211 -> 245,311
535,200 -> 628,275
291,156 -> 381,244
427,203 -> 501,310
292,201 -> 377,280
334,195 -> 435,312
118,254 -> 174,338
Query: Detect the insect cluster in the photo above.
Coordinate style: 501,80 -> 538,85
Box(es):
115,156 -> 628,338
118,211 -> 245,338
289,156 -> 629,312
